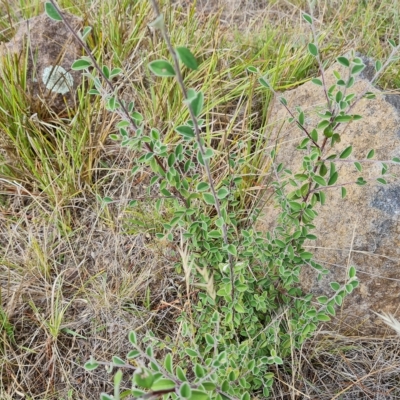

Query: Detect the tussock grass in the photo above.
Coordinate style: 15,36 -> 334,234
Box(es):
0,0 -> 399,398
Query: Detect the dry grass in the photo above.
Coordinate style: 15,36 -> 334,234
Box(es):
0,0 -> 400,398
272,333 -> 400,399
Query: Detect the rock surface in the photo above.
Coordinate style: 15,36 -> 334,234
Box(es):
257,57 -> 400,335
1,12 -> 83,115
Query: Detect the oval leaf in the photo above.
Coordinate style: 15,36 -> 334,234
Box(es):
308,43 -> 318,57
202,193 -> 216,205
328,171 -> 338,186
151,378 -> 175,391
72,59 -> 93,70
340,146 -> 353,159
45,2 -> 62,21
149,60 -> 176,77
176,46 -> 198,70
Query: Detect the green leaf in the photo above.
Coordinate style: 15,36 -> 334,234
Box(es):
345,283 -> 354,293
151,378 -> 175,391
319,163 -> 328,176
167,153 -> 176,167
110,68 -> 122,77
356,177 -> 367,186
311,78 -> 322,86
346,76 -> 355,88
205,333 -> 215,345
84,360 -> 99,371
197,150 -> 205,166
377,178 -> 387,184
175,125 -> 195,139
131,111 -> 143,122
298,111 -> 305,126
185,348 -> 199,357
202,382 -> 216,391
117,120 -> 130,129
334,294 -> 343,305
208,230 -> 221,238
375,60 -> 382,72
313,175 -> 326,186
247,66 -> 258,73
106,96 -> 117,111
337,56 -> 350,67
196,182 -> 210,192
302,13 -> 313,24
234,303 -> 245,313
179,382 -> 192,399
194,364 -> 205,378
308,43 -> 318,56
202,193 -> 216,205
300,252 -> 313,260
367,149 -> 375,159
328,171 -> 338,186
348,266 -> 356,279
79,26 -> 92,42
127,350 -> 140,359
164,353 -> 173,374
217,187 -> 229,199
334,115 -> 352,123
259,77 -> 270,88
311,129 -> 318,142
102,65 -> 110,79
176,366 -> 187,381
176,46 -> 198,70
317,120 -> 330,130
317,313 -> 331,321
112,356 -> 125,366
203,148 -> 214,160
71,59 -> 92,70
114,369 -> 123,386
326,305 -> 336,316
45,2 -> 62,21
330,282 -> 340,291
190,91 -> 204,117
146,346 -> 154,357
323,125 -> 334,138
354,162 -> 362,172
341,187 -> 347,198
148,60 -> 176,77
317,296 -> 328,304
226,244 -> 237,256
351,64 -> 366,75
289,201 -> 302,211
100,394 -> 113,400
188,389 -> 209,400
340,146 -> 353,159
273,356 -> 283,365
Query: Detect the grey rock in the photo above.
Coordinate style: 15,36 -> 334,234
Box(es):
257,59 -> 400,335
1,12 -> 84,115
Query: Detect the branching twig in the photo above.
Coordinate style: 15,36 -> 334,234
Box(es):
148,0 -> 235,301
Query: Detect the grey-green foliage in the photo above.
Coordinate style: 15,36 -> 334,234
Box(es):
44,1 -> 400,399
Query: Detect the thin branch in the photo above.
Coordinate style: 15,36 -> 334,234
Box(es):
47,0 -> 188,207
148,0 -> 235,299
